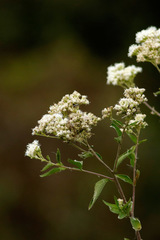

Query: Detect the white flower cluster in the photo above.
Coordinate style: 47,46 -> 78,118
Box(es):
101,106 -> 113,119
32,91 -> 101,143
106,62 -> 142,87
124,87 -> 147,104
128,26 -> 160,65
114,87 -> 147,117
129,114 -> 147,128
25,140 -> 41,159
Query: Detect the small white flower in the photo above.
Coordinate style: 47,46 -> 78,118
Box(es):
129,114 -> 148,128
25,140 -> 41,159
106,62 -> 142,87
32,91 -> 100,143
128,26 -> 160,64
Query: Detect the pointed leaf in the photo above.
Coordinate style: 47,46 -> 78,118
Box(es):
127,132 -> 137,144
46,155 -> 51,161
68,159 -> 83,170
111,119 -> 122,137
41,162 -> 54,172
40,167 -> 64,177
116,174 -> 133,185
117,146 -> 135,169
78,151 -> 93,159
96,152 -> 103,160
130,217 -> 142,231
56,148 -> 61,164
138,139 -> 147,145
103,200 -> 120,214
88,179 -> 109,210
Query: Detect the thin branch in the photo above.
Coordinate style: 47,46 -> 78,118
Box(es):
131,129 -> 140,217
56,163 -> 114,181
69,142 -> 87,152
114,175 -> 127,203
143,101 -> 160,117
86,142 -> 113,174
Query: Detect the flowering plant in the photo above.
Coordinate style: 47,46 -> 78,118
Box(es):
25,26 -> 160,240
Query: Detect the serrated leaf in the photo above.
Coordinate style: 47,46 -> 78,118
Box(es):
41,162 -> 54,172
88,179 -> 109,210
56,148 -> 61,164
68,159 -> 83,170
78,151 -> 93,159
116,174 -> 133,185
103,200 -> 120,214
40,167 -> 64,177
116,146 -> 135,169
111,120 -> 122,137
130,217 -> 142,231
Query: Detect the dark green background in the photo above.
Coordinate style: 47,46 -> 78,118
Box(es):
0,0 -> 160,239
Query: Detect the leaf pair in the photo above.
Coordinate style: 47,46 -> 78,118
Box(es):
103,197 -> 132,220
40,148 -> 65,178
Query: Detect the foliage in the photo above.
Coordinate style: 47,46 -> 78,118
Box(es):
25,26 -> 160,240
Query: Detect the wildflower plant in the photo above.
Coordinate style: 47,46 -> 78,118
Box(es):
25,26 -> 160,240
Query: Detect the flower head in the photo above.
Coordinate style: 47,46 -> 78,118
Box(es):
25,140 -> 41,159
32,91 -> 101,143
129,113 -> 148,129
128,26 -> 160,65
114,87 -> 147,118
106,62 -> 142,88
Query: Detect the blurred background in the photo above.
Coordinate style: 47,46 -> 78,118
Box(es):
0,0 -> 160,239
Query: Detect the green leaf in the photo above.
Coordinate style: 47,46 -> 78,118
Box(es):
78,151 -> 93,159
46,155 -> 51,161
124,238 -> 130,240
96,152 -> 103,160
56,148 -> 61,164
111,119 -> 122,137
68,159 -> 83,170
136,169 -> 140,182
118,211 -> 127,219
138,139 -> 147,145
154,88 -> 160,96
127,132 -> 137,144
130,217 -> 142,231
41,162 -> 53,172
116,174 -> 133,185
40,167 -> 64,177
116,146 -> 135,169
88,179 -> 109,210
129,152 -> 135,167
112,119 -> 123,126
103,200 -> 120,214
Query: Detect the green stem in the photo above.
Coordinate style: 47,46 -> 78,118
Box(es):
131,130 -> 140,217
